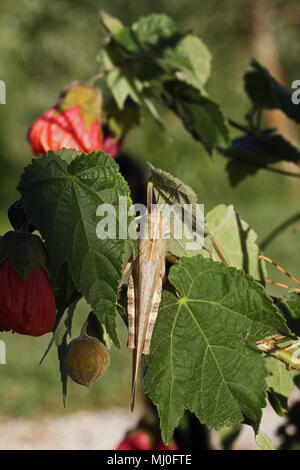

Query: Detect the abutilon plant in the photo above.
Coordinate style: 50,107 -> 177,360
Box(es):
3,11 -> 300,450
0,231 -> 56,336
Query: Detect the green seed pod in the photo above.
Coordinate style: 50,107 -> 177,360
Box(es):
64,335 -> 110,387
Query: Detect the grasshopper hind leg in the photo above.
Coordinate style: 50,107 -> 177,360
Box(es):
127,273 -> 136,350
142,273 -> 163,354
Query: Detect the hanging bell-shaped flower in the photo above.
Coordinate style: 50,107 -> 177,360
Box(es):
0,231 -> 56,336
28,82 -> 103,155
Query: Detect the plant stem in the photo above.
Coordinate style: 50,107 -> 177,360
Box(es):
87,65 -> 121,86
260,211 -> 300,250
259,255 -> 300,286
264,279 -> 300,292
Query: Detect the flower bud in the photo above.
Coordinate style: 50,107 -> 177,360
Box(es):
0,231 -> 56,336
64,335 -> 110,387
28,82 -> 103,155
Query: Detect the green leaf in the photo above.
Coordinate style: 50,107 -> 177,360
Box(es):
266,356 -> 295,416
164,34 -> 211,92
98,46 -> 145,110
85,311 -> 112,349
53,261 -> 81,313
205,204 -> 266,281
58,339 -> 69,407
256,430 -> 276,450
267,390 -> 286,417
266,356 -> 295,398
144,255 -> 289,443
40,297 -> 78,365
162,80 -> 230,155
132,14 -> 179,47
100,11 -> 124,35
18,149 -> 133,346
147,162 -> 198,206
53,302 -> 76,407
98,14 -> 215,146
222,130 -> 300,186
244,59 -> 300,124
276,291 -> 300,336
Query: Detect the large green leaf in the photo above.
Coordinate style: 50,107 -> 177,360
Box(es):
244,59 -> 300,124
162,80 -> 230,154
205,204 -> 265,281
18,150 -> 133,346
144,255 -> 289,443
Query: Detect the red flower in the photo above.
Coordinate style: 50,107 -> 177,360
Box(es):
116,440 -> 134,450
116,429 -> 153,450
0,232 -> 56,336
116,427 -> 178,450
28,82 -> 103,156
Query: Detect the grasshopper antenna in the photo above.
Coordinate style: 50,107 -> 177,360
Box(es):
161,183 -> 183,212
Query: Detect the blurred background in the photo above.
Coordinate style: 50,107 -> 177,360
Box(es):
0,0 -> 300,449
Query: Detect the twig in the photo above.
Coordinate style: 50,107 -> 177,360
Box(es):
260,212 -> 300,250
87,65 -> 121,86
211,237 -> 229,266
264,279 -> 300,292
259,255 -> 300,286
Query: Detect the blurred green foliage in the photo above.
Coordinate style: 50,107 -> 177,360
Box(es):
1,0 -> 300,416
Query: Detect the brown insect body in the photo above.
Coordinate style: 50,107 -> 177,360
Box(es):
127,185 -> 167,411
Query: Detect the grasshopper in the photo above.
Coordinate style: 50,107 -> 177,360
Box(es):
126,182 -> 168,411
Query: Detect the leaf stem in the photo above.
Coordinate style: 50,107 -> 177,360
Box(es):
260,211 -> 300,250
87,65 -> 121,86
264,279 -> 300,292
259,255 -> 300,286
211,236 -> 229,266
